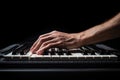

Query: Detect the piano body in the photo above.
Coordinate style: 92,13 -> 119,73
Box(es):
0,42 -> 120,79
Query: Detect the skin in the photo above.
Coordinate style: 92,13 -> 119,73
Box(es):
30,12 -> 120,55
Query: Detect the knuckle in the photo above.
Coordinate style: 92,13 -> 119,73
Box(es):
42,42 -> 48,47
39,35 -> 42,39
52,30 -> 58,33
47,43 -> 52,47
39,38 -> 45,43
59,37 -> 65,41
47,43 -> 54,47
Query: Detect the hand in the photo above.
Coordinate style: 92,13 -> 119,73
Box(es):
30,30 -> 83,55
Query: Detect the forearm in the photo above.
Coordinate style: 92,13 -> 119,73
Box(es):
78,12 -> 120,46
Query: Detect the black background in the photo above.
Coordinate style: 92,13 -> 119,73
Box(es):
0,1 -> 120,50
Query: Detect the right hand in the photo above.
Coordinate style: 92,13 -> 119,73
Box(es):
30,30 -> 84,55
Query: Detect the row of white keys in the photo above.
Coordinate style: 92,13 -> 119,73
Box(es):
32,53 -> 71,61
22,51 -> 32,60
31,53 -> 65,60
71,52 -> 98,61
94,52 -> 118,61
4,51 -> 118,61
5,52 -> 58,61
4,52 -> 13,60
71,52 -> 118,61
5,52 -> 21,60
34,52 -> 117,61
31,53 -> 52,60
31,53 -> 69,60
4,51 -> 32,60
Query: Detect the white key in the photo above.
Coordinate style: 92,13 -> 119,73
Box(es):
84,55 -> 94,60
71,53 -> 83,56
60,53 -> 69,60
5,52 -> 13,57
26,51 -> 32,56
21,51 -> 32,60
42,53 -> 51,60
30,54 -> 43,60
93,52 -> 102,60
101,54 -> 117,61
31,54 -> 43,57
100,55 -> 110,61
85,53 -> 95,60
94,52 -> 117,61
5,52 -> 21,60
4,52 -> 13,60
51,53 -> 60,60
92,55 -> 102,61
109,54 -> 118,61
13,53 -> 21,59
71,53 -> 85,60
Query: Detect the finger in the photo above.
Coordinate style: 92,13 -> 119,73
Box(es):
40,37 -> 60,48
39,32 -> 52,38
36,41 -> 62,55
31,34 -> 54,53
30,31 -> 54,50
39,30 -> 57,38
30,33 -> 51,50
30,40 -> 39,51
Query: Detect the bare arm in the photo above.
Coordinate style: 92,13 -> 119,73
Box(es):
30,12 -> 120,55
81,12 -> 120,46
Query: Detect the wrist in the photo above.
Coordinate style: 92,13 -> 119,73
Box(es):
78,28 -> 97,46
75,32 -> 87,46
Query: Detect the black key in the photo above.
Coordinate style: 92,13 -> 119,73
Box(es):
12,43 -> 29,55
95,44 -> 119,55
59,48 -> 70,55
80,47 -> 88,55
0,54 -> 4,58
12,44 -> 24,55
68,48 -> 81,53
91,44 -> 113,55
20,51 -> 25,55
23,48 -> 30,55
90,45 -> 102,55
84,46 -> 95,55
44,48 -> 56,55
0,44 -> 20,55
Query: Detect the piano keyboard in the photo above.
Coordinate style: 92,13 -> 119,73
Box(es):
2,44 -> 119,61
